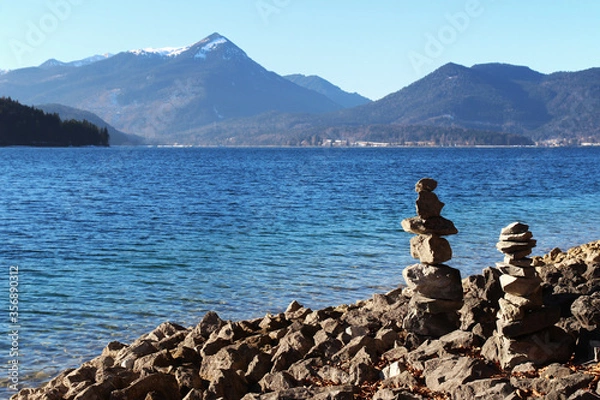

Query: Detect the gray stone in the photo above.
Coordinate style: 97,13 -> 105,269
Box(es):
571,292 -> 600,330
415,178 -> 437,192
402,308 -> 460,337
401,216 -> 458,236
496,263 -> 537,277
403,263 -> 463,301
410,234 -> 452,264
501,222 -> 529,235
481,327 -> 575,369
450,378 -> 514,400
504,290 -> 543,310
409,293 -> 463,314
500,231 -> 534,242
109,373 -> 180,400
497,306 -> 561,337
496,239 -> 537,254
205,369 -> 248,400
504,255 -> 534,267
423,356 -> 497,393
499,274 -> 542,297
415,191 -> 444,219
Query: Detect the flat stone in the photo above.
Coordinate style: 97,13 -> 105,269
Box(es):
415,191 -> 444,219
415,178 -> 437,192
503,256 -> 533,267
504,290 -> 543,310
401,216 -> 458,236
499,231 -> 533,242
403,263 -> 463,301
496,263 -> 537,278
496,240 -> 537,254
499,275 -> 542,297
501,222 -> 530,235
409,293 -> 463,314
410,234 -> 452,264
497,306 -> 561,338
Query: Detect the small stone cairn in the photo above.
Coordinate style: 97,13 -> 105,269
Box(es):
482,222 -> 573,369
401,178 -> 463,337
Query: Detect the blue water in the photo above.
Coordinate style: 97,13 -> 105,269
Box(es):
1,146 -> 600,394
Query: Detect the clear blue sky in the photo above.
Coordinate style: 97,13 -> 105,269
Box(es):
1,0 -> 599,100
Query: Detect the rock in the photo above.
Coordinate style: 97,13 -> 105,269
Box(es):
410,293 -> 463,314
571,292 -> 600,329
415,191 -> 444,219
497,306 -> 561,337
197,311 -> 226,340
499,274 -> 543,297
258,371 -> 297,392
205,369 -> 248,400
450,378 -> 514,400
501,222 -> 529,235
415,178 -> 437,192
482,327 -> 575,369
403,264 -> 463,300
109,373 -> 180,400
496,263 -> 537,277
401,216 -> 458,235
402,308 -> 460,337
496,240 -> 536,255
409,234 -> 452,264
500,231 -> 534,242
422,356 -> 497,393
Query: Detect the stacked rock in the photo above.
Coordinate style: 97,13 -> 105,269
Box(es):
401,178 -> 463,337
482,222 -> 573,369
495,222 -> 559,338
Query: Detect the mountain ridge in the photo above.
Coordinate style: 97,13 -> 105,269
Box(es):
1,33 -> 599,146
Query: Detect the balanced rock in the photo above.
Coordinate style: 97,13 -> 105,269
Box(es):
415,178 -> 437,192
415,191 -> 444,219
410,234 -> 452,264
401,216 -> 458,236
501,222 -> 529,235
403,264 -> 463,301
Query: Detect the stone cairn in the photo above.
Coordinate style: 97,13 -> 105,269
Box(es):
401,178 -> 463,337
482,222 -> 573,369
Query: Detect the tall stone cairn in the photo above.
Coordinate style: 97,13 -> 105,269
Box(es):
401,178 -> 463,337
481,222 -> 574,369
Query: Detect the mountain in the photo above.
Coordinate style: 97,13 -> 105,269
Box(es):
189,62 -> 600,146
284,74 -> 371,108
35,104 -> 144,145
0,97 -> 109,146
0,33 -> 342,143
38,54 -> 113,69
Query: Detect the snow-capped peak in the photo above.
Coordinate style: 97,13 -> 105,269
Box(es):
194,37 -> 228,59
129,46 -> 190,58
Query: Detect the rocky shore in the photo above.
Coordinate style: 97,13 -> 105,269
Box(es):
10,239 -> 600,400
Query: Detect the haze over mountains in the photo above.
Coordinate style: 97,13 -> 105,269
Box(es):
1,32 -> 599,146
